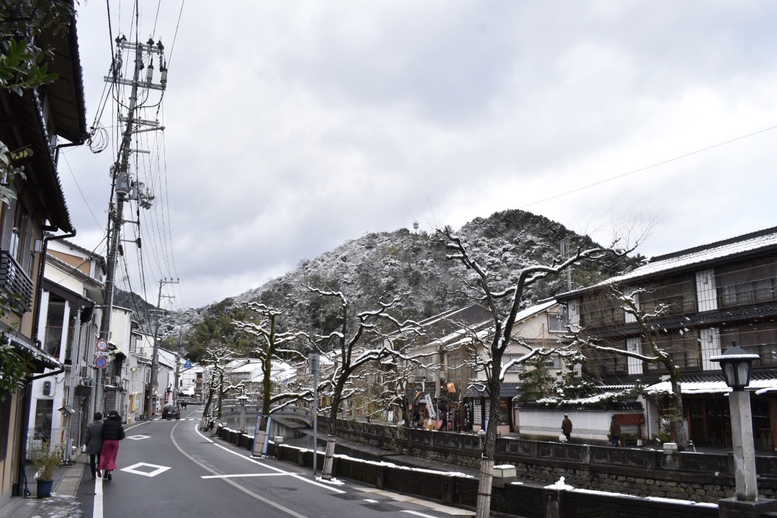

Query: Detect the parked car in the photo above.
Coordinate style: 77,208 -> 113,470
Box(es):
162,404 -> 180,420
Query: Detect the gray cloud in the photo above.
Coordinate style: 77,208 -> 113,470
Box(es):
61,1 -> 777,309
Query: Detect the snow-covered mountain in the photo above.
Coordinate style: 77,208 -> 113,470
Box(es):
137,209 -> 641,352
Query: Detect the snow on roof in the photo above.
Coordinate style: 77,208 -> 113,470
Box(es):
645,378 -> 777,395
248,360 -> 296,383
228,359 -> 264,373
515,299 -> 557,321
579,227 -> 777,290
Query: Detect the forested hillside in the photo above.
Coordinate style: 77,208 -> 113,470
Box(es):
148,209 -> 642,359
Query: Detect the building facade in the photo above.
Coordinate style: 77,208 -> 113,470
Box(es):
0,2 -> 87,501
557,227 -> 777,449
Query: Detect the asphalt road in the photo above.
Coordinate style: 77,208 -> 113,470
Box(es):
75,408 -> 466,518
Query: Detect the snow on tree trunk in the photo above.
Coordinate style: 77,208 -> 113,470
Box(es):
322,435 -> 336,480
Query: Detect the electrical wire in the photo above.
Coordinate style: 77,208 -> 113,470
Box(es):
60,153 -> 104,229
519,124 -> 777,211
84,0 -> 185,319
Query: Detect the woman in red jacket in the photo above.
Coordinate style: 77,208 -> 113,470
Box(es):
99,410 -> 125,480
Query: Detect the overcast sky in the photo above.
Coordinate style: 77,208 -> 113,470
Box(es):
60,1 -> 777,311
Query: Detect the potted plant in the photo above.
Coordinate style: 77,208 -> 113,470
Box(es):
29,442 -> 63,498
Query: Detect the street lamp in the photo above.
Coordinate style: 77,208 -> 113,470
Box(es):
710,342 -> 760,503
237,394 -> 248,433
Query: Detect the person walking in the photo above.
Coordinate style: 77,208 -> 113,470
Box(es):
561,414 -> 573,442
84,412 -> 103,479
609,415 -> 621,447
99,410 -> 125,480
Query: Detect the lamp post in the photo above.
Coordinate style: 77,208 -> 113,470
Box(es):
237,394 -> 248,433
711,341 -> 775,518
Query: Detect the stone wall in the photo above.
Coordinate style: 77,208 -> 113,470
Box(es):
320,416 -> 777,503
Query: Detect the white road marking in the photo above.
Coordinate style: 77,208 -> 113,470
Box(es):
168,421 -> 310,518
201,472 -> 301,479
93,474 -> 103,518
120,462 -> 172,477
126,434 -> 151,441
192,421 -> 345,492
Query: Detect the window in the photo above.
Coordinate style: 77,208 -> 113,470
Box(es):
447,352 -> 461,371
579,290 -> 624,328
720,323 -> 777,368
639,277 -> 697,316
717,257 -> 777,308
547,313 -> 566,333
643,332 -> 701,372
503,354 -> 526,373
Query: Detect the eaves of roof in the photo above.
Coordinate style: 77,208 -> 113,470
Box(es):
2,89 -> 74,233
2,325 -> 62,370
464,382 -> 521,398
38,0 -> 88,144
557,226 -> 777,300
592,369 -> 777,396
578,302 -> 777,339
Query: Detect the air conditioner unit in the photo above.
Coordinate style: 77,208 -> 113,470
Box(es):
114,376 -> 122,387
79,377 -> 93,387
80,366 -> 89,378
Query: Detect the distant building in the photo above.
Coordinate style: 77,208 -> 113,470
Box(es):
389,302 -> 569,435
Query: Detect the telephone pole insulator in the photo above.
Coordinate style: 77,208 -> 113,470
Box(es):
96,35 -> 169,415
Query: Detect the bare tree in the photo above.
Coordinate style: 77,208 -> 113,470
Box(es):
306,286 -> 419,479
232,302 -> 310,437
440,227 -> 625,518
200,345 -> 238,420
573,285 -> 688,448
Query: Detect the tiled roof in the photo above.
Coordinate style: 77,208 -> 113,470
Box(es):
558,226 -> 777,297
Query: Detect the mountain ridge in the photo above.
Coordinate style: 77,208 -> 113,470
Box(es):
139,208 -> 641,349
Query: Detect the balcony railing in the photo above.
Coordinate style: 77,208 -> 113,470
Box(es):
0,251 -> 33,313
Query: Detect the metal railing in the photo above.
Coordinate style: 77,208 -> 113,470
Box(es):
0,250 -> 34,313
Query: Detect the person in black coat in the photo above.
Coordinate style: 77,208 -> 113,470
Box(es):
609,415 -> 621,447
99,410 -> 125,480
561,414 -> 573,442
85,412 -> 103,479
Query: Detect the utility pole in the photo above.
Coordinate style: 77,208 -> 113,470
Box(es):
172,332 -> 183,405
97,36 -> 167,413
147,278 -> 178,418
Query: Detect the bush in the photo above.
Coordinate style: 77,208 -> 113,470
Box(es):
29,442 -> 63,481
620,432 -> 638,446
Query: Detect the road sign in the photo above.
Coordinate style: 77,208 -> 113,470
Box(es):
95,351 -> 110,357
94,356 -> 108,369
96,339 -> 109,352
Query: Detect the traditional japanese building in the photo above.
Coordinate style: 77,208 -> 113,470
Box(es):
556,226 -> 777,450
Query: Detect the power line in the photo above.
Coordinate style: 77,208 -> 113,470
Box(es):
519,124 -> 777,210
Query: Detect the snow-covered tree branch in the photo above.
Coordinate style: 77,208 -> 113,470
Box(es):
438,226 -> 629,518
232,302 -> 310,431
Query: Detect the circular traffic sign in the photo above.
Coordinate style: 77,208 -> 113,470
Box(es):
94,356 -> 108,369
96,339 -> 109,352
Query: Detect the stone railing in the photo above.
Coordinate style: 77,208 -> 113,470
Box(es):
319,416 -> 777,503
210,421 -> 725,518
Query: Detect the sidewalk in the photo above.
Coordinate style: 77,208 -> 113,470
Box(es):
0,453 -> 85,518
